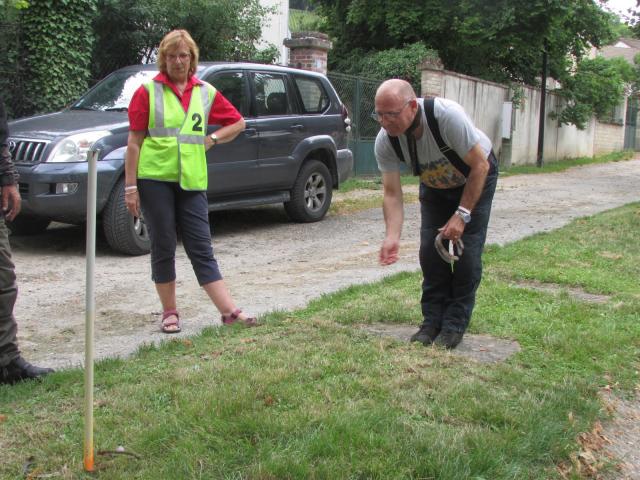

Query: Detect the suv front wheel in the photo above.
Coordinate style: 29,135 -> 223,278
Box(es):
102,178 -> 150,255
284,159 -> 333,223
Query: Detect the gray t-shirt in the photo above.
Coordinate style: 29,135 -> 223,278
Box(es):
374,97 -> 492,189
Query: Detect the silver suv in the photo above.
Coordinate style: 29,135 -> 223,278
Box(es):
8,63 -> 353,254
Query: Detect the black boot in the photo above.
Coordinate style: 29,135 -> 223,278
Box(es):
410,325 -> 440,346
0,357 -> 54,385
433,329 -> 464,349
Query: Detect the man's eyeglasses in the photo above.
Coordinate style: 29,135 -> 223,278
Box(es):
167,53 -> 191,63
371,100 -> 412,122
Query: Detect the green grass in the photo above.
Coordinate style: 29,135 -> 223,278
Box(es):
498,150 -> 633,177
337,174 -> 421,193
1,204 -> 639,479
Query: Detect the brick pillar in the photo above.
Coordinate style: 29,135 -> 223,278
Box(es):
420,57 -> 445,97
284,31 -> 332,74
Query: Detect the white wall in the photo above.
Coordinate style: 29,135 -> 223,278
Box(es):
442,74 -> 507,156
259,0 -> 289,65
510,88 -> 595,164
421,66 -> 615,166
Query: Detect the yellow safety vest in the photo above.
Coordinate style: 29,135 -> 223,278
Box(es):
138,80 -> 217,190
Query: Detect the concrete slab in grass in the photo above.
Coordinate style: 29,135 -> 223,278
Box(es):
359,324 -> 521,363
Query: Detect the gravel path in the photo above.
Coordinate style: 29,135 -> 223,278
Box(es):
10,158 -> 639,368
8,157 -> 640,478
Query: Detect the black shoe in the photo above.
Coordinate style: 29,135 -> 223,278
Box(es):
0,357 -> 54,385
433,330 -> 464,349
410,325 -> 440,346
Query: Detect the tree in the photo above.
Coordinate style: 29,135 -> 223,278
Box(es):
315,0 -> 616,85
92,0 -> 278,82
20,0 -> 97,115
314,0 -> 622,129
331,42 -> 439,91
556,56 -> 634,129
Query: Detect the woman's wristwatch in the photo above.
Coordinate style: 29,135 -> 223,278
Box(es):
209,133 -> 218,145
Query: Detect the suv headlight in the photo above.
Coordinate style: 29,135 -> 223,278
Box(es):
47,131 -> 111,163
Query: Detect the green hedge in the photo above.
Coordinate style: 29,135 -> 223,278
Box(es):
20,0 -> 96,115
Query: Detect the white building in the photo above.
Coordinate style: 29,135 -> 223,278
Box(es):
259,0 -> 290,65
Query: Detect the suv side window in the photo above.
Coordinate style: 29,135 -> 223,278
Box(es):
293,75 -> 330,114
205,71 -> 247,116
251,72 -> 290,116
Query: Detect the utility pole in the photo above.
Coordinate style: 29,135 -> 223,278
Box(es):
537,38 -> 548,168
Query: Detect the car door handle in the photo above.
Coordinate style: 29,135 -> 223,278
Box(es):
244,128 -> 257,137
290,124 -> 304,131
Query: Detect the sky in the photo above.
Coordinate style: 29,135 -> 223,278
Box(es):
601,0 -> 638,19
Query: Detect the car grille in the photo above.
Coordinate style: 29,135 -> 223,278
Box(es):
8,138 -> 49,165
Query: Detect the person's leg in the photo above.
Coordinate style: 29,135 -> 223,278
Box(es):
414,184 -> 458,344
0,218 -> 19,366
138,180 -> 180,332
0,218 -> 53,383
175,189 -> 255,324
439,172 -> 498,346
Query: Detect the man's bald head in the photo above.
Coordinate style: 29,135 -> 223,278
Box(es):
373,79 -> 419,137
375,79 -> 416,103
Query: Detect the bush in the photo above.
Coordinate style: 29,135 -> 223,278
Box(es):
331,42 -> 438,92
20,0 -> 96,115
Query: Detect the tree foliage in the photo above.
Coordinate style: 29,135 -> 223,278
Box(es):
313,0 -> 627,129
331,42 -> 439,92
556,56 -> 634,129
20,0 -> 97,116
315,0 -> 616,85
92,0 -> 278,82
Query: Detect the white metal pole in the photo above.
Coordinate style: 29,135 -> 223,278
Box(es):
83,148 -> 99,472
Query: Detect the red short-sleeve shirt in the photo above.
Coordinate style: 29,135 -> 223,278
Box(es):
128,72 -> 242,131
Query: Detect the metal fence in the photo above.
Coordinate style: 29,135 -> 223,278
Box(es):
328,72 -> 383,175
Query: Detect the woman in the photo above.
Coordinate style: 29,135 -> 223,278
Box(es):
125,29 -> 256,333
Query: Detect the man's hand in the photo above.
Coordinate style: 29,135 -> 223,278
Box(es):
2,184 -> 21,221
379,237 -> 400,265
440,214 -> 465,242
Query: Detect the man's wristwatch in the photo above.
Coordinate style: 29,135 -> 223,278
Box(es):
209,133 -> 218,145
455,206 -> 471,224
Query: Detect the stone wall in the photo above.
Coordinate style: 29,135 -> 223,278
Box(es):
594,122 -> 625,154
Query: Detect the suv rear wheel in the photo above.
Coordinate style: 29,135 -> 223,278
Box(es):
103,178 -> 150,255
6,215 -> 51,236
284,159 -> 333,222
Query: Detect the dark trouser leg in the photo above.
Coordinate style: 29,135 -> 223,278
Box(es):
175,189 -> 222,285
138,180 -> 178,284
419,184 -> 457,331
0,218 -> 20,367
419,172 -> 497,333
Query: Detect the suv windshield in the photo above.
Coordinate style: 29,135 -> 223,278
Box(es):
71,70 -> 157,112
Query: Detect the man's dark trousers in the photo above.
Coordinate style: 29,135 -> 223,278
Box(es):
418,170 -> 497,334
0,218 -> 20,367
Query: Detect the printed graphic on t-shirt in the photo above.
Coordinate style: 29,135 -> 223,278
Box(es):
419,156 -> 466,189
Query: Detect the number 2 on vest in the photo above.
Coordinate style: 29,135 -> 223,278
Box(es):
192,113 -> 203,132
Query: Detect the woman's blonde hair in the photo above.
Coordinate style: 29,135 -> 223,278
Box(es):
157,29 -> 199,77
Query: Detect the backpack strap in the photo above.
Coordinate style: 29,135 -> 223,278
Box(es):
388,103 -> 422,176
424,98 -> 470,177
388,135 -> 405,163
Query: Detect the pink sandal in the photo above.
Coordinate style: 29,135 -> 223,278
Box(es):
221,308 -> 258,327
161,309 -> 181,334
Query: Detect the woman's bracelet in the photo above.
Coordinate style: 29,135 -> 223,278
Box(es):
124,185 -> 138,192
